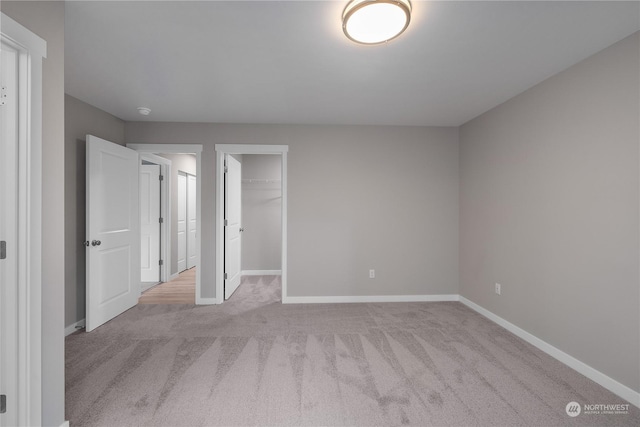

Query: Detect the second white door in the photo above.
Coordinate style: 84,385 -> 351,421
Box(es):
140,164 -> 160,283
187,174 -> 197,268
177,172 -> 196,273
177,173 -> 187,272
224,155 -> 242,299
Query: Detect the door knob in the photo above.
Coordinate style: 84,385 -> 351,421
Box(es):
239,228 -> 244,232
91,240 -> 101,246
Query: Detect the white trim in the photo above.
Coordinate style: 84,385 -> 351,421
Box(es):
0,13 -> 46,58
283,294 -> 459,304
59,421 -> 70,427
242,270 -> 282,276
215,144 -> 288,154
215,145 -> 288,305
169,272 -> 179,281
195,297 -> 217,305
2,12 -> 45,426
140,281 -> 160,293
128,143 -> 203,154
127,144 -> 204,304
459,296 -> 640,408
64,319 -> 86,337
139,153 -> 171,284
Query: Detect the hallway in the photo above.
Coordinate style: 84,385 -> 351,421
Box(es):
138,268 -> 196,304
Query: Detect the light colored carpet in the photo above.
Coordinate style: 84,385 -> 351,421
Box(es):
66,276 -> 639,426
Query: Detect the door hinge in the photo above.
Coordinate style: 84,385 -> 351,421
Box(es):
224,273 -> 228,280
1,394 -> 6,413
0,241 -> 6,260
159,175 -> 164,181
224,166 -> 228,173
0,86 -> 7,107
159,217 -> 164,224
224,219 -> 228,226
159,259 -> 163,266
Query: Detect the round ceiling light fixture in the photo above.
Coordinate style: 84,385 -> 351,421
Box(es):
137,107 -> 151,116
342,0 -> 412,45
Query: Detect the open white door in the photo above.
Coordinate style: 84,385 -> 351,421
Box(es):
86,135 -> 140,332
177,172 -> 187,272
187,174 -> 197,269
140,164 -> 160,284
224,155 -> 242,299
0,39 -> 19,427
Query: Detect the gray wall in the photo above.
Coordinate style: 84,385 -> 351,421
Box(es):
64,94 -> 125,327
460,32 -> 640,392
241,154 -> 282,271
124,124 -> 460,299
156,153 -> 197,275
1,2 -> 66,425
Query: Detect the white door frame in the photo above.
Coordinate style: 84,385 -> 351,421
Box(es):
127,144 -> 205,303
1,13 -> 46,425
215,144 -> 288,304
139,153 -> 171,285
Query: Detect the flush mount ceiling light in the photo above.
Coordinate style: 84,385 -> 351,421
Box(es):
137,107 -> 151,116
342,0 -> 412,45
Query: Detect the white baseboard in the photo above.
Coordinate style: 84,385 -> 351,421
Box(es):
64,319 -> 85,337
459,296 -> 640,408
60,421 -> 69,427
196,297 -> 217,305
169,272 -> 179,281
140,281 -> 159,293
283,294 -> 459,304
242,270 -> 282,276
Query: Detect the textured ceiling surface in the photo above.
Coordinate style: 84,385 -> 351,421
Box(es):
65,1 -> 640,126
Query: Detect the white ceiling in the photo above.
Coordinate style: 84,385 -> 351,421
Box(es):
65,1 -> 640,126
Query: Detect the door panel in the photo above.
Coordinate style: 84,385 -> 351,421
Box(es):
86,135 -> 140,332
187,174 -> 197,269
0,40 -> 19,427
177,173 -> 187,272
224,155 -> 242,299
140,164 -> 160,282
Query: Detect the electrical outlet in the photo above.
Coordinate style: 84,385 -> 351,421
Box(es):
369,269 -> 375,279
495,283 -> 501,295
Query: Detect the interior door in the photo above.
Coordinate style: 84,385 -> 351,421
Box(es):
140,164 -> 160,284
224,155 -> 242,299
177,172 -> 187,272
0,39 -> 19,427
187,174 -> 197,269
86,135 -> 140,332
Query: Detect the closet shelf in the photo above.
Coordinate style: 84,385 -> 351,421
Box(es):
241,179 -> 281,184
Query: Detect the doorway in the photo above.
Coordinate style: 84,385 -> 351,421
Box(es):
215,144 -> 288,304
128,144 -> 204,302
